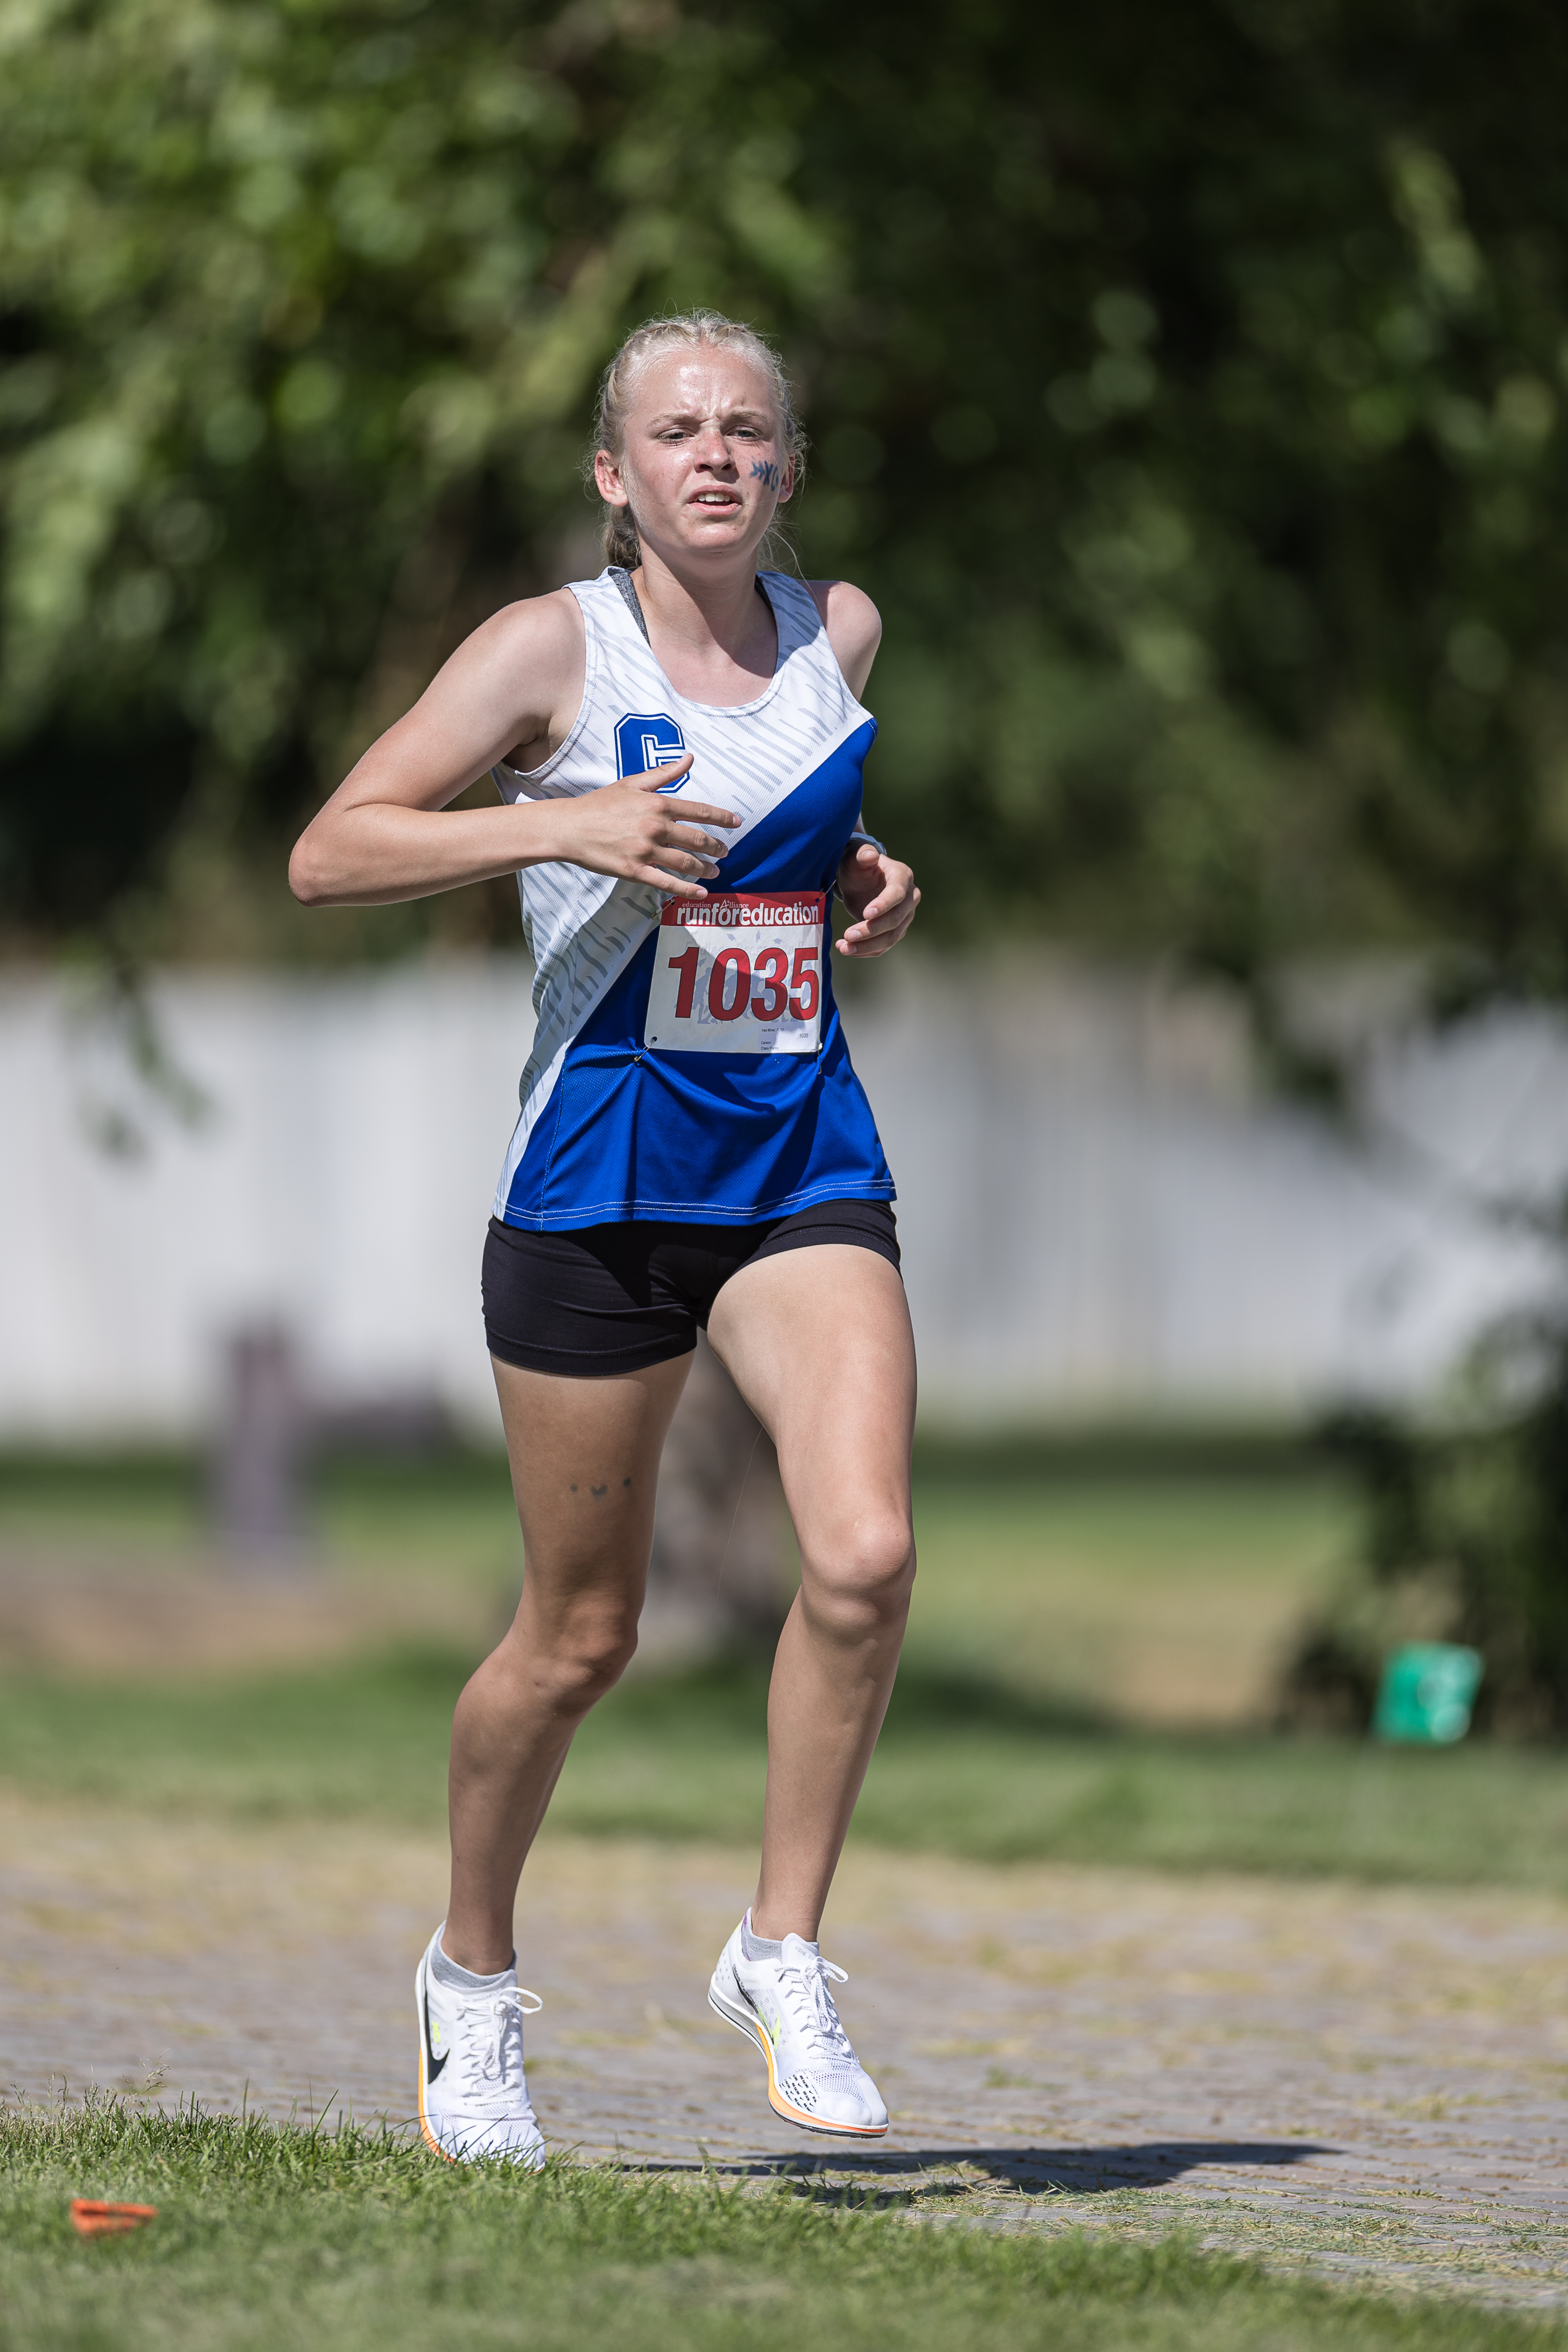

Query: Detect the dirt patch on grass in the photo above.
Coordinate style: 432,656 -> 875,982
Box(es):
0,1550 -> 504,1677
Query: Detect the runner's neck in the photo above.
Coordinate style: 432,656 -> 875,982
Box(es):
619,557 -> 777,702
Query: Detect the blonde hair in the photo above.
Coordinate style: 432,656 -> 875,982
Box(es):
587,310 -> 807,572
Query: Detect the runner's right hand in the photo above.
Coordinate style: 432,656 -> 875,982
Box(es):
544,756 -> 739,899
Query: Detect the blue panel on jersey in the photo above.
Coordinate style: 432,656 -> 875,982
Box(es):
711,719 -> 876,894
502,718 -> 894,1228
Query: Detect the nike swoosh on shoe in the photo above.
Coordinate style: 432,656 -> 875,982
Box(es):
423,1983 -> 449,2083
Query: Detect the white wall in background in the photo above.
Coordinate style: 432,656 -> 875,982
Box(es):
863,957 -> 1568,1425
1,962 -> 530,1442
1,954 -> 1564,1439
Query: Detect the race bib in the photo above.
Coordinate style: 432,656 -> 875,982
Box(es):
644,892 -> 824,1055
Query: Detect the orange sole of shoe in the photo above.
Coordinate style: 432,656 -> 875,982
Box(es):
708,1988 -> 889,2138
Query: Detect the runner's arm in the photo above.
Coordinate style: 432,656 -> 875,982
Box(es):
803,581 -> 920,957
289,591 -> 738,908
807,579 -> 882,700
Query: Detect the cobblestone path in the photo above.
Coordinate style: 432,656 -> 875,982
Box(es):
4,1791 -> 1566,2310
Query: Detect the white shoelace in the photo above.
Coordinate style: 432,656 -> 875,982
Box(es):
458,1985 -> 543,2100
776,1951 -> 856,2064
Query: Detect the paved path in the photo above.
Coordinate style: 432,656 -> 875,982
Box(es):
4,1791 -> 1567,2310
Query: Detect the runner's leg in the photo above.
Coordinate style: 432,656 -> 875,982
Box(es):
442,1353 -> 691,1973
706,1245 -> 915,1940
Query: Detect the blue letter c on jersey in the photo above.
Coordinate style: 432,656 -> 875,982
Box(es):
615,711 -> 687,788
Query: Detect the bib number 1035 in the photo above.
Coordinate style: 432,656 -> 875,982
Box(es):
644,892 -> 824,1056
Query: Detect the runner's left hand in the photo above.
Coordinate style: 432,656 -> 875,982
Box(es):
836,844 -> 920,957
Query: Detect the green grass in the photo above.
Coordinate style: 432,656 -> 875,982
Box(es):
0,2101 -> 1557,2352
5,1650 -> 1568,1891
0,1447 -> 526,1585
0,1446 -> 1355,1725
4,1445 -> 1554,1892
905,1469 -> 1352,1720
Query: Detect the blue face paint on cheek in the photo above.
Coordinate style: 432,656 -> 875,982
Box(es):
750,458 -> 781,493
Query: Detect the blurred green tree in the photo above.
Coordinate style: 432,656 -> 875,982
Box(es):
4,0 -> 1568,984
0,0 -> 846,954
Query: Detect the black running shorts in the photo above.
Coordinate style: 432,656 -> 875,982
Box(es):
482,1201 -> 900,1377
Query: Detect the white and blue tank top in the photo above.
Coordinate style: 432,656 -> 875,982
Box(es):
490,567 -> 895,1230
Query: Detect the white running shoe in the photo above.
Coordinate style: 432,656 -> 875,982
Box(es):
708,1911 -> 889,2137
415,1926 -> 546,2167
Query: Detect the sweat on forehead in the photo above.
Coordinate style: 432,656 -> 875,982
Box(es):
627,350 -> 780,418
592,313 -> 803,459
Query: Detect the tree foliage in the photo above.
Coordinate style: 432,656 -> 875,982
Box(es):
3,0 -> 1568,984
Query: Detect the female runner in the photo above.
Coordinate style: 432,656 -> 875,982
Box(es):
290,310 -> 920,2164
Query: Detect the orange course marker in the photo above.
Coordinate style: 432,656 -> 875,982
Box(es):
69,2199 -> 158,2237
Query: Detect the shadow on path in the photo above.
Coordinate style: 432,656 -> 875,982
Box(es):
634,2140 -> 1338,2192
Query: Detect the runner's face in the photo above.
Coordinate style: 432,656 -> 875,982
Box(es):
597,352 -> 792,563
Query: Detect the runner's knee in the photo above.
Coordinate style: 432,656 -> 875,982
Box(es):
508,1593 -> 640,1715
550,1600 -> 641,1707
801,1513 -> 915,1637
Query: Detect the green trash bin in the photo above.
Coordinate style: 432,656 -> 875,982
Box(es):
1373,1642 -> 1483,1745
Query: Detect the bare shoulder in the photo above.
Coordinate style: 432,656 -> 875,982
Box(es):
804,579 -> 883,699
450,585 -> 584,691
329,585 -> 587,813
413,585 -> 586,772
